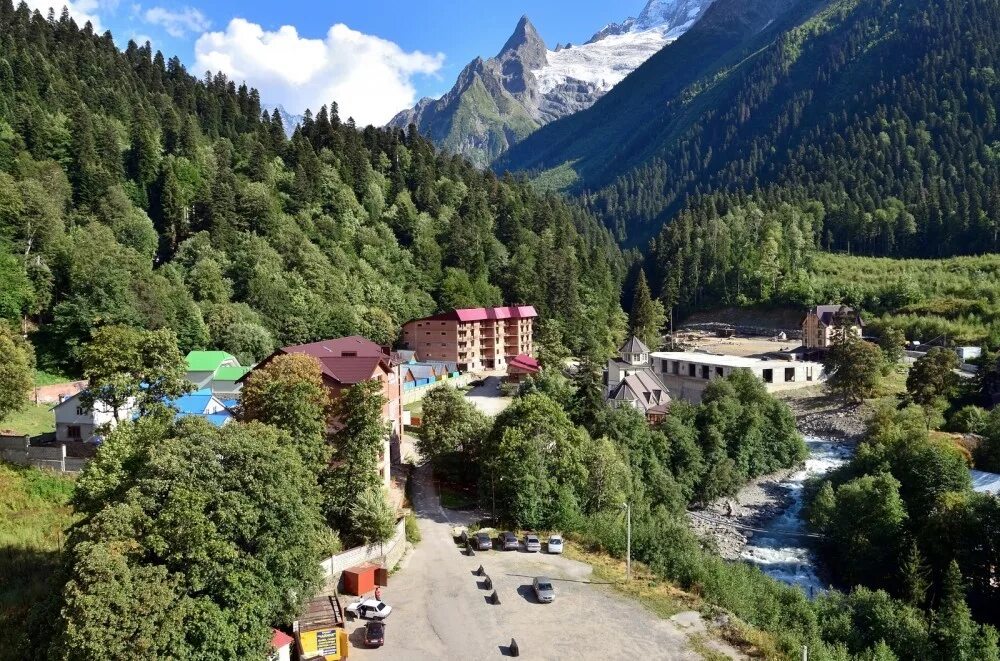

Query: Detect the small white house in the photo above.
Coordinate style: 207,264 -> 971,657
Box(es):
269,629 -> 293,661
52,391 -> 136,443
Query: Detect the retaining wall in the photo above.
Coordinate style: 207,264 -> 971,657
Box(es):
0,435 -> 87,472
319,518 -> 407,581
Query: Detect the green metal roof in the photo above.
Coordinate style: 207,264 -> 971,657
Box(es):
186,351 -> 238,372
214,366 -> 251,382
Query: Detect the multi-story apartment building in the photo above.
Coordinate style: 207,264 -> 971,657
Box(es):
401,306 -> 537,372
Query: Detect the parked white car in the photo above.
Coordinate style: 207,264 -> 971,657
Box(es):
346,598 -> 393,620
547,535 -> 564,554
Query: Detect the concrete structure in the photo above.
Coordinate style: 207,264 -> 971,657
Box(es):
52,391 -> 136,443
604,336 -> 671,421
651,351 -> 825,403
401,306 -> 537,372
185,351 -> 251,398
251,336 -> 402,487
801,305 -> 863,350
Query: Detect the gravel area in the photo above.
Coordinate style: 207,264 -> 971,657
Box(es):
347,462 -> 710,660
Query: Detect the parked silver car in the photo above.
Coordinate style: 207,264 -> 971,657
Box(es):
546,534 -> 564,554
524,534 -> 541,552
499,531 -> 519,551
532,577 -> 555,603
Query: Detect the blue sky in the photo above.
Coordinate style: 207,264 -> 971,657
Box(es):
26,0 -> 647,125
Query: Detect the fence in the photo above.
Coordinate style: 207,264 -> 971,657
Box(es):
0,435 -> 88,472
319,518 -> 407,582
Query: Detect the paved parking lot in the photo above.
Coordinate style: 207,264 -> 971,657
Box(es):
465,376 -> 513,417
346,464 -> 699,660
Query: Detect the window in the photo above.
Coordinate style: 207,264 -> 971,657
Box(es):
75,406 -> 85,416
67,425 -> 81,439
715,367 -> 724,377
700,365 -> 710,380
688,363 -> 696,377
785,368 -> 796,382
672,361 -> 680,375
342,351 -> 357,357
806,366 -> 814,382
762,369 -> 774,384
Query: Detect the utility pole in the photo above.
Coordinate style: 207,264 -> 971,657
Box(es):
622,502 -> 632,581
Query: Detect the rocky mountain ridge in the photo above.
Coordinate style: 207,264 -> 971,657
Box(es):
388,0 -> 714,167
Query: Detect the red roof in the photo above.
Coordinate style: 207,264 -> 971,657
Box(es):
271,629 -> 294,649
243,337 -> 392,386
410,306 -> 538,324
283,336 -> 388,358
508,354 -> 541,373
307,354 -> 387,386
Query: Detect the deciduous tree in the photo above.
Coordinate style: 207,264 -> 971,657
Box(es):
79,326 -> 189,420
0,322 -> 34,422
240,353 -> 330,474
825,338 -> 884,403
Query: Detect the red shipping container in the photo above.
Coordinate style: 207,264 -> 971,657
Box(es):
342,564 -> 377,596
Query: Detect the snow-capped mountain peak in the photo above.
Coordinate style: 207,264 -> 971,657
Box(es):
387,0 -> 716,165
533,0 -> 715,119
590,0 -> 714,42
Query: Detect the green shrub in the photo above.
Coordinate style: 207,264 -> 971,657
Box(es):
948,405 -> 988,434
404,513 -> 421,544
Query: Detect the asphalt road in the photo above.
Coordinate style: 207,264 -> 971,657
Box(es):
346,462 -> 700,660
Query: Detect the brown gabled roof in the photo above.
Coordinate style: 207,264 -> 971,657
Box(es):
285,336 -> 389,358
242,337 -> 392,386
314,355 -> 387,385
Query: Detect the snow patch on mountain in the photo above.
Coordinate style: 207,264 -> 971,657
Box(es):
535,0 -> 713,100
534,28 -> 671,97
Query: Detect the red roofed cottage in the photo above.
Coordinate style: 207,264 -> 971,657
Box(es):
401,306 -> 537,372
251,336 -> 402,486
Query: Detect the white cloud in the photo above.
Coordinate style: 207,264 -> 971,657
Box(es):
194,18 -> 444,127
22,0 -> 104,30
143,6 -> 209,38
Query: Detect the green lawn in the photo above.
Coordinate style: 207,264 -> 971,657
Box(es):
33,369 -> 75,387
1,404 -> 56,438
0,462 -> 76,657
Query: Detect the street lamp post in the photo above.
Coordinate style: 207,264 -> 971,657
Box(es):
622,502 -> 631,581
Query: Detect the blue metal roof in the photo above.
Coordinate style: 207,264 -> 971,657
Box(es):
172,388 -> 217,415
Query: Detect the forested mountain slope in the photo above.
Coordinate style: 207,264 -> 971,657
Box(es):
500,0 -> 1000,260
0,2 -> 626,372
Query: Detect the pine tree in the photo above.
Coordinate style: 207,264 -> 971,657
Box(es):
628,269 -> 665,349
900,540 -> 931,608
932,561 -> 977,660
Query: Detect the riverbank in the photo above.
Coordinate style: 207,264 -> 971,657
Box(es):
688,385 -> 864,560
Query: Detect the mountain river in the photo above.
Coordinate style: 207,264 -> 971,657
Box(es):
739,436 -> 854,595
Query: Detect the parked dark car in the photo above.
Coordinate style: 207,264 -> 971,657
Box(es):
499,531 -> 519,551
474,531 -> 493,550
364,620 -> 385,647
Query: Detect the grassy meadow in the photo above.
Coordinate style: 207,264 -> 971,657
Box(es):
0,463 -> 75,657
